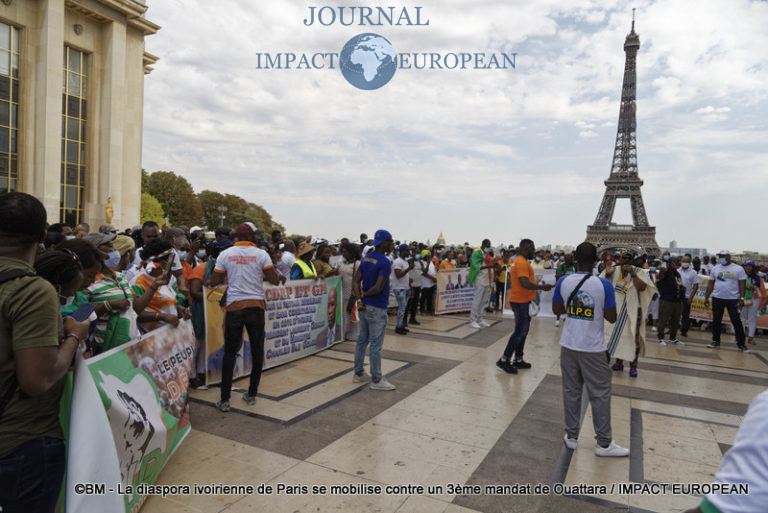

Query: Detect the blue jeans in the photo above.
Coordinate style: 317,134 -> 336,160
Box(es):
394,288 -> 411,328
0,437 -> 65,513
355,305 -> 388,382
503,302 -> 531,361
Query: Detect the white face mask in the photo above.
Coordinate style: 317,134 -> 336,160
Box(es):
197,249 -> 206,259
681,263 -> 690,269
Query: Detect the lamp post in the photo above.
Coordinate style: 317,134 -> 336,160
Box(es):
218,205 -> 227,227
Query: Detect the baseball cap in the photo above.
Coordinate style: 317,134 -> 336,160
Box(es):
371,229 -> 392,246
84,231 -> 116,248
398,243 -> 410,251
112,235 -> 135,256
717,250 -> 731,256
421,249 -> 431,258
235,223 -> 254,239
744,259 -> 756,266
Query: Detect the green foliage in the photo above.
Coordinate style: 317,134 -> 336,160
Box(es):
198,189 -> 284,233
140,192 -> 165,226
143,171 -> 203,227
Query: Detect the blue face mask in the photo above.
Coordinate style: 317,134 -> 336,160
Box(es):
718,257 -> 727,265
65,235 -> 75,240
104,250 -> 121,270
177,250 -> 188,261
197,249 -> 206,259
649,266 -> 657,272
663,255 -> 670,261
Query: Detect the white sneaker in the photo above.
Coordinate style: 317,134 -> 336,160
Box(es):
658,340 -> 667,346
370,377 -> 396,391
563,434 -> 577,450
595,441 -> 630,457
469,321 -> 482,329
651,326 -> 658,332
242,392 -> 256,406
479,320 -> 491,328
670,339 -> 685,346
555,320 -> 560,327
353,371 -> 371,383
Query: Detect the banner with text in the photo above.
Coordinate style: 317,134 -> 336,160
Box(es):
434,267 -> 475,314
66,320 -> 194,513
503,269 -> 557,318
203,277 -> 343,384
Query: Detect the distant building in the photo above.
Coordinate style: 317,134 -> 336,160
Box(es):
660,242 -> 707,258
1,0 -> 159,228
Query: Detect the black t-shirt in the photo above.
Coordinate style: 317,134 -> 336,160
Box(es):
656,268 -> 683,302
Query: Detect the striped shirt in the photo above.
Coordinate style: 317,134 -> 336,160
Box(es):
131,268 -> 185,333
85,271 -> 131,345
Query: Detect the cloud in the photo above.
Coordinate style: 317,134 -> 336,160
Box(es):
141,0 -> 768,251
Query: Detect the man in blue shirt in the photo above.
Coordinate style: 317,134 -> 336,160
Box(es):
352,229 -> 395,390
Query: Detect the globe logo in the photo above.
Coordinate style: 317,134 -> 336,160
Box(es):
339,33 -> 397,90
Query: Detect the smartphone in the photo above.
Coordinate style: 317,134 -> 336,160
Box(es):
66,303 -> 95,322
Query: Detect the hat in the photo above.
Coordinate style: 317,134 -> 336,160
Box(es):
398,243 -> 410,251
371,229 -> 392,246
112,235 -> 135,256
296,241 -> 315,258
421,249 -> 431,258
621,251 -> 635,259
717,250 -> 731,256
235,223 -> 254,239
744,259 -> 756,267
84,231 -> 116,248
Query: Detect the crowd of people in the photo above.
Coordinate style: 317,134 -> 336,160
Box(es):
1,190 -> 766,511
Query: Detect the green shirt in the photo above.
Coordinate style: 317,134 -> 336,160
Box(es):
0,257 -> 64,454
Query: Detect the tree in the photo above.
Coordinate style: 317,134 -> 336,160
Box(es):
140,192 -> 164,226
197,190 -> 285,233
143,171 -> 202,227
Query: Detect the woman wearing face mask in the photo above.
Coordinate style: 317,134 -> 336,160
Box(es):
131,238 -> 191,333
742,260 -> 766,345
339,243 -> 361,341
81,232 -> 135,353
111,235 -> 136,272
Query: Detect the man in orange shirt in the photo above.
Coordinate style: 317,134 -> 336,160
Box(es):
497,239 -> 553,374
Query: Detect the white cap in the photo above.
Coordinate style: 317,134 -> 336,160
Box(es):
717,249 -> 731,256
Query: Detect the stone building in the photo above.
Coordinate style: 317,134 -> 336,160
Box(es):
0,0 -> 158,228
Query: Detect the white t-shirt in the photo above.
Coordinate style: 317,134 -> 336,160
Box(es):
409,264 -> 422,288
276,251 -> 296,277
390,257 -> 410,290
214,242 -> 274,305
706,390 -> 768,513
420,261 -> 437,289
702,263 -> 714,276
679,267 -> 699,299
710,263 -> 747,300
553,273 -> 616,353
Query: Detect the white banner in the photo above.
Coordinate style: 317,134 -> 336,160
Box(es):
503,268 -> 557,318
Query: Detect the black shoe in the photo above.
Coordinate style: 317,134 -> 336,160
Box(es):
680,332 -> 688,337
496,359 -> 518,374
513,359 -> 532,369
738,345 -> 751,353
395,327 -> 408,335
409,319 -> 421,325
707,341 -> 720,348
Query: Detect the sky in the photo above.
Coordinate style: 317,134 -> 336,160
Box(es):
142,0 -> 768,253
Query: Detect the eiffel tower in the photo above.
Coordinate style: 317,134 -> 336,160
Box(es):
585,11 -> 660,256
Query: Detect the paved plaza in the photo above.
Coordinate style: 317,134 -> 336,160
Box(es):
143,313 -> 765,513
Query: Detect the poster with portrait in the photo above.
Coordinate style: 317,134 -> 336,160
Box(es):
66,320 -> 195,513
434,267 -> 475,314
689,275 -> 768,329
203,276 -> 343,385
503,268 -> 557,318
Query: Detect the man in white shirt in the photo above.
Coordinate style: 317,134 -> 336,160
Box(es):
406,253 -> 423,326
391,244 -> 414,335
704,250 -> 748,351
209,223 -> 280,411
552,242 -> 628,457
419,250 -> 437,314
276,240 -> 296,279
679,255 -> 700,337
468,239 -> 493,329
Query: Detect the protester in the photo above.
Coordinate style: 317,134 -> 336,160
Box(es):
704,251 -> 748,351
339,243 -> 361,341
112,234 -> 136,272
468,239 -> 493,329
655,253 -> 685,346
313,243 -> 340,279
419,249 -> 437,315
554,252 -> 577,327
741,260 -> 766,346
391,244 -> 414,335
188,253 -> 216,389
290,241 -> 318,279
679,255 -> 699,338
553,242 -> 628,457
131,239 -> 190,334
0,192 -> 89,513
493,250 -> 511,312
73,222 -> 90,238
209,223 -> 280,411
497,239 -> 552,374
406,251 -> 423,326
276,239 -> 296,278
602,251 -> 654,377
352,229 -> 396,391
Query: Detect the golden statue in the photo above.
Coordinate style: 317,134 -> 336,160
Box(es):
105,196 -> 114,225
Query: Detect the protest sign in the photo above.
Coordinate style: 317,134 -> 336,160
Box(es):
503,269 -> 557,318
434,267 -> 475,314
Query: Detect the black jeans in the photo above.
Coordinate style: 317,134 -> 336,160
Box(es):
502,302 -> 531,361
681,300 -> 692,335
221,307 -> 265,401
420,285 -> 436,314
407,287 -> 421,322
712,298 -> 746,346
0,437 -> 65,513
